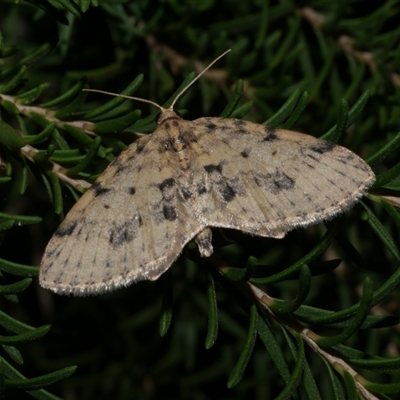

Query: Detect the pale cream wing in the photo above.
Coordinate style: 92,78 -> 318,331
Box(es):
40,132 -> 203,296
187,117 -> 375,237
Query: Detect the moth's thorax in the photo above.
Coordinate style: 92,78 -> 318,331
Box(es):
164,119 -> 193,172
159,116 -> 197,155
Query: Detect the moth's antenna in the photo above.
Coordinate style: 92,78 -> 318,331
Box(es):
82,89 -> 166,113
83,49 -> 231,112
169,49 -> 231,110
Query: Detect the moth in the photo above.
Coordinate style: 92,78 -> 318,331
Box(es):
39,50 -> 375,295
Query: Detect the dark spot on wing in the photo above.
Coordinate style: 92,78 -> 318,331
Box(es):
137,215 -> 143,226
91,182 -> 110,197
303,160 -> 315,169
111,158 -> 127,176
136,142 -> 145,154
172,120 -> 179,127
198,183 -> 207,195
127,187 -> 136,195
163,204 -> 177,221
54,221 -> 77,237
109,218 -> 138,247
159,178 -> 175,192
165,122 -> 170,129
206,122 -> 217,130
332,168 -> 346,177
253,171 -> 295,194
309,141 -> 335,154
310,153 -> 321,163
350,177 -> 359,184
304,193 -> 313,202
44,248 -> 57,258
253,174 -> 262,187
185,131 -> 198,143
338,153 -> 360,166
273,172 -> 295,190
121,266 -> 129,276
220,183 -> 236,202
181,187 -> 192,200
262,126 -> 278,142
344,153 -> 356,161
204,163 -> 223,174
326,178 -> 337,186
241,149 -> 250,158
109,229 -> 127,247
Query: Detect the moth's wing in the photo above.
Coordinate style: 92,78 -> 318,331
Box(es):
189,117 -> 375,238
40,134 -> 204,296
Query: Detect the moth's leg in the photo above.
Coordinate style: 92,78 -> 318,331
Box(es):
194,227 -> 213,257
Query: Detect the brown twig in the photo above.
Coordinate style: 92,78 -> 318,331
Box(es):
20,144 -> 91,192
299,6 -> 400,88
145,34 -> 229,86
0,94 -> 97,136
247,282 -> 380,400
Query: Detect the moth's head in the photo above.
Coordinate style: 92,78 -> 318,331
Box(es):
156,109 -> 182,125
